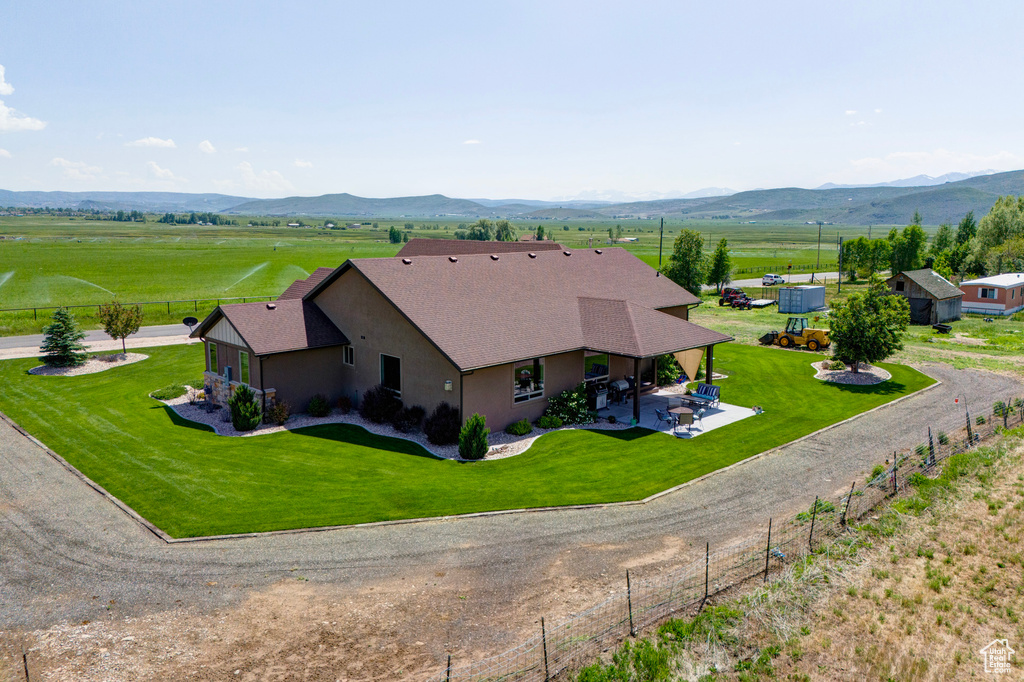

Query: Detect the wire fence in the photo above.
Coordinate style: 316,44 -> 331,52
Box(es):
0,296 -> 274,322
438,394 -> 1024,682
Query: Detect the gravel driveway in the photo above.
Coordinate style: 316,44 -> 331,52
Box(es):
0,362 -> 1019,677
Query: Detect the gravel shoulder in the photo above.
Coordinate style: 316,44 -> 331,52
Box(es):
0,362 -> 1019,679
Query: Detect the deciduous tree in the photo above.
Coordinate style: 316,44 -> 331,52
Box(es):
662,230 -> 707,297
829,276 -> 910,373
98,301 -> 144,354
494,219 -> 517,242
707,238 -> 732,292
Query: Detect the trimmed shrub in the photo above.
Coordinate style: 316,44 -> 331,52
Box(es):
336,395 -> 352,414
537,414 -> 563,429
424,402 -> 461,445
306,393 -> 331,418
151,383 -> 188,400
459,413 -> 489,460
827,359 -> 846,370
505,418 -> 532,436
267,401 -> 290,426
392,405 -> 426,433
359,384 -> 403,424
545,382 -> 592,425
608,414 -> 617,424
229,384 -> 262,431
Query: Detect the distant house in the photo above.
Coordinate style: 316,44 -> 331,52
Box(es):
191,240 -> 732,429
347,223 -> 362,229
960,273 -> 1024,316
885,269 -> 963,324
287,222 -> 300,227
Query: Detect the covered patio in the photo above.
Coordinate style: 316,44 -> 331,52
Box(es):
598,388 -> 757,438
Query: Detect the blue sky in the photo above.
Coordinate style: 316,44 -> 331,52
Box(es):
1,1 -> 1023,200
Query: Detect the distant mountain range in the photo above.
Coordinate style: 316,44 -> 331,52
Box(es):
816,170 -> 998,190
2,170 -> 1023,224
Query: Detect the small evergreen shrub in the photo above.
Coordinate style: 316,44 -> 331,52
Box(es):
359,384 -> 403,424
827,359 -> 846,370
424,402 -> 461,445
336,395 -> 352,414
537,415 -> 563,429
392,405 -> 426,433
41,308 -> 88,367
306,393 -> 331,418
505,418 -> 532,436
267,401 -> 290,426
545,382 -> 592,425
151,383 -> 188,400
459,413 -> 489,460
228,384 -> 262,431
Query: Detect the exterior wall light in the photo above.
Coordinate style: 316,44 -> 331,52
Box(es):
444,380 -> 453,392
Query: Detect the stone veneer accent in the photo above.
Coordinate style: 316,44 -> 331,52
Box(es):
204,371 -> 276,410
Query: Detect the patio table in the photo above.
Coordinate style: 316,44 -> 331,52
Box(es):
668,406 -> 693,436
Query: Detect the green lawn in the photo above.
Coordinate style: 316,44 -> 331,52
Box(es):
0,343 -> 933,537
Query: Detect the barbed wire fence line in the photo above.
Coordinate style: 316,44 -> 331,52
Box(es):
438,393 -> 1024,682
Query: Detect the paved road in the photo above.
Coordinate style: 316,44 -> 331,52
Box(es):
1,362 -> 1019,636
0,323 -> 193,350
703,271 -> 840,292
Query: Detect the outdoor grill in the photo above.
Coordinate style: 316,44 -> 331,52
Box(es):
608,379 -> 630,404
588,384 -> 608,410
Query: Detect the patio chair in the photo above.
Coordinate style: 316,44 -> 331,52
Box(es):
692,406 -> 707,431
653,408 -> 676,431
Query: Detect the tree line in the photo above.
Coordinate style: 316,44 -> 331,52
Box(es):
156,212 -> 239,225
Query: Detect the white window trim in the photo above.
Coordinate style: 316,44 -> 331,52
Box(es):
343,345 -> 355,366
380,353 -> 402,396
513,358 -> 545,404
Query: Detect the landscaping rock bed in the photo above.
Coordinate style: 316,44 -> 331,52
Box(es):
161,390 -> 631,461
812,360 -> 891,385
29,353 -> 148,377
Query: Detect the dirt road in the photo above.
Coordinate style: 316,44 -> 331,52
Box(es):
0,363 -> 1019,680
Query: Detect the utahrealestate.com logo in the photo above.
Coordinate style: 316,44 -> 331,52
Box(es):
980,639 -> 1014,674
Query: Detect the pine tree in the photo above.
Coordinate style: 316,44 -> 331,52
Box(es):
40,308 -> 88,367
707,238 -> 732,292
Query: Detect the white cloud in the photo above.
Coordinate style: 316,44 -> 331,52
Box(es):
844,110 -> 857,116
849,148 -> 1020,178
236,161 -> 293,194
874,108 -> 883,114
0,100 -> 46,132
293,159 -> 313,168
0,149 -> 10,158
0,65 -> 13,96
126,136 -> 176,148
234,146 -> 248,152
146,160 -> 185,182
463,139 -> 482,145
198,140 -> 216,154
51,157 -> 103,181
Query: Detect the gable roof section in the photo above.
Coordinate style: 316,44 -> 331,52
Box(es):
310,248 -> 723,370
396,238 -> 563,258
278,267 -> 336,300
190,298 -> 348,356
961,273 -> 1024,288
888,269 -> 964,300
578,297 -> 731,358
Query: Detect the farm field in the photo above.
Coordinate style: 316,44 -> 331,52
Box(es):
0,342 -> 932,538
0,215 -> 916,335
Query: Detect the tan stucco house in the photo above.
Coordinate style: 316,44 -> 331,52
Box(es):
191,239 -> 732,429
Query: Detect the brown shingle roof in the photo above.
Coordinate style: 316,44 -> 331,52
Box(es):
191,299 -> 349,356
278,267 -> 336,300
887,269 -> 964,300
313,248 -> 727,370
396,238 -> 563,258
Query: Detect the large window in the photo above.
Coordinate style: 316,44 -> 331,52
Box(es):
380,354 -> 401,395
513,358 -> 545,403
980,287 -> 996,299
343,345 -> 354,366
584,352 -> 610,383
239,351 -> 250,385
208,342 -> 218,374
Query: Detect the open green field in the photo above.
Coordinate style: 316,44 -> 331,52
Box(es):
0,342 -> 932,537
0,215 -> 921,335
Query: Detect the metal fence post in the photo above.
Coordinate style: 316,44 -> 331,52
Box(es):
446,654 -> 451,682
841,481 -> 856,526
808,496 -> 819,552
626,570 -> 635,636
541,617 -> 550,682
967,411 -> 973,444
763,518 -> 772,582
928,427 -> 935,465
702,542 -> 709,607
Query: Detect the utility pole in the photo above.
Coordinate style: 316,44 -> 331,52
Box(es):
816,221 -> 823,271
837,237 -> 843,294
658,217 -> 664,271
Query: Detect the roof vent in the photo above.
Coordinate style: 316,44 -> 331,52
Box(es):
448,256 -> 458,263
563,251 -> 572,256
490,254 -> 499,261
595,249 -> 603,254
266,303 -> 277,310
402,258 -> 412,265
528,253 -> 537,259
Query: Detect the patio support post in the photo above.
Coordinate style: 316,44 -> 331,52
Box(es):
705,345 -> 714,385
633,356 -> 641,425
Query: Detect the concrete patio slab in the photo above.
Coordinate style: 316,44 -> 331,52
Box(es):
598,388 -> 758,438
